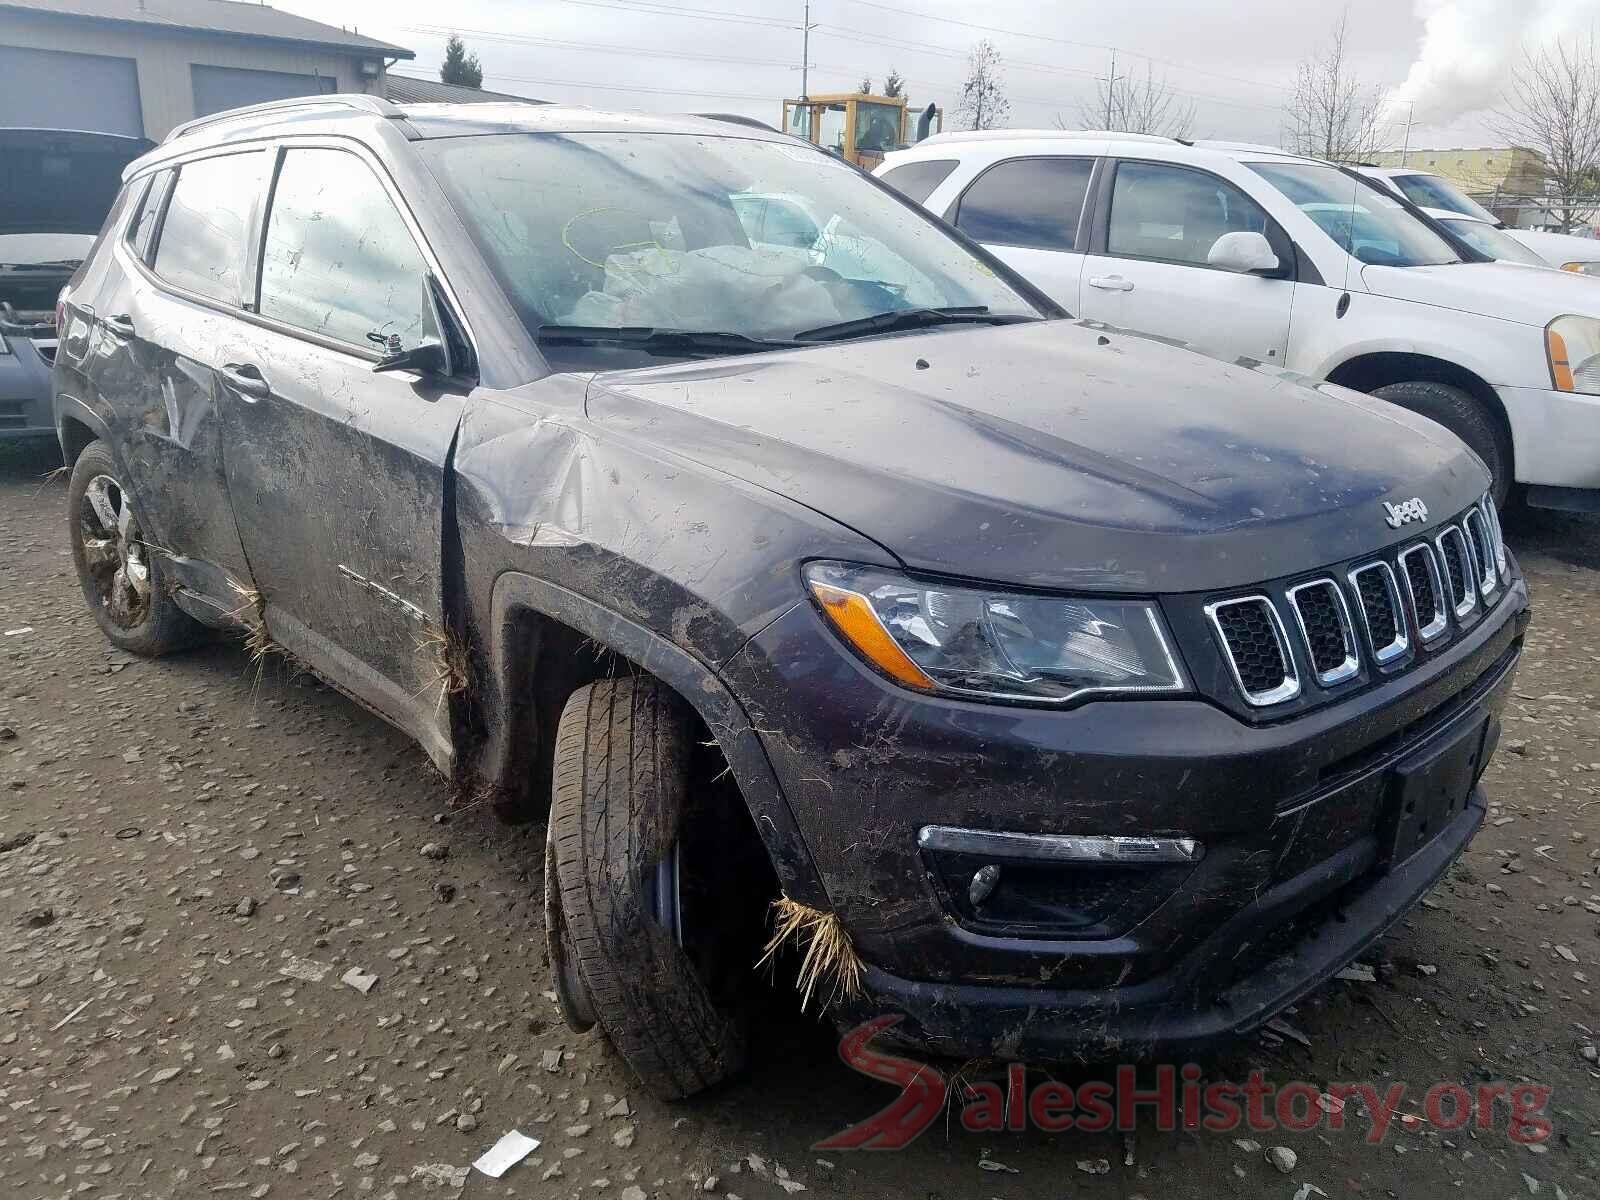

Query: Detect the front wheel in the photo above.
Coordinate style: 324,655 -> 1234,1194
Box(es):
543,677 -> 748,1099
1369,381 -> 1512,507
67,439 -> 203,656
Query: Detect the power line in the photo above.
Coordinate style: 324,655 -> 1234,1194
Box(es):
398,68 -> 779,103
403,25 -> 798,70
428,0 -> 797,31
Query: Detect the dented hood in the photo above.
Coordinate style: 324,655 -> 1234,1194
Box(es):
584,320 -> 1489,592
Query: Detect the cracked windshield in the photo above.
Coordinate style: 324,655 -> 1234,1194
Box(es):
419,131 -> 1040,360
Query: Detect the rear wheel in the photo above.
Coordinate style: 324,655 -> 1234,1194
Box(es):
1369,380 -> 1511,507
543,677 -> 749,1099
67,440 -> 202,656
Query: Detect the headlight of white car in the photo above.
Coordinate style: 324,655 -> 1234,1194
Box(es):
1545,315 -> 1600,394
1559,261 -> 1600,276
804,561 -> 1187,704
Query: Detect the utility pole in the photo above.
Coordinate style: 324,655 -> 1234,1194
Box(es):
1399,99 -> 1415,167
1103,49 -> 1118,129
801,0 -> 812,100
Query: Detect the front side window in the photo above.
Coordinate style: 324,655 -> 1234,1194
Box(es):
153,151 -> 270,305
1391,173 -> 1499,224
418,131 -> 1041,362
257,148 -> 434,352
1107,161 -> 1270,267
1251,162 -> 1460,267
955,157 -> 1093,252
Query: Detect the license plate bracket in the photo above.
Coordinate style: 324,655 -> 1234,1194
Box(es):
1379,714 -> 1490,868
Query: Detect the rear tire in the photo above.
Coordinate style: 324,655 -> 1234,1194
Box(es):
67,439 -> 203,656
544,677 -> 747,1099
1369,380 -> 1511,507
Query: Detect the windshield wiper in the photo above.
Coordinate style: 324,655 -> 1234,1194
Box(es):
792,306 -> 1036,344
533,325 -> 802,358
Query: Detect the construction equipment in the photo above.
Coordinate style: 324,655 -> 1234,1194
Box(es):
781,94 -> 942,171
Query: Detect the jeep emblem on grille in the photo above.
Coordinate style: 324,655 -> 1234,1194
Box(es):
1382,497 -> 1429,528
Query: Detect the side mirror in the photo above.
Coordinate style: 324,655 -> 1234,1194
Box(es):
1207,231 -> 1281,275
373,340 -> 448,375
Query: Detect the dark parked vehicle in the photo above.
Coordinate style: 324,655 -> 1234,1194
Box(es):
55,96 -> 1529,1098
2,129 -> 152,439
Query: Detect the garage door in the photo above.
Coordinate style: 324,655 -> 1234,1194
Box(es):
191,65 -> 337,118
0,46 -> 143,137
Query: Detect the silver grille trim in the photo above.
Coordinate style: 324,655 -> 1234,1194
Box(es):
1480,496 -> 1509,583
1398,543 -> 1449,643
1204,595 -> 1301,707
1435,525 -> 1477,618
1347,561 -> 1409,664
1285,578 -> 1359,686
1462,508 -> 1497,598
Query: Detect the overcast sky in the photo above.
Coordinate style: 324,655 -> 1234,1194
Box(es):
280,0 -> 1576,149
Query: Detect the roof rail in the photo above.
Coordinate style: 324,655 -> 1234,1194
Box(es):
163,93 -> 405,144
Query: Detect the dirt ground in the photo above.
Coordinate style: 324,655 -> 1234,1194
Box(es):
2,435 -> 1597,1200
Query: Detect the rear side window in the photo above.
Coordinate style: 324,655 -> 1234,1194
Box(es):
954,157 -> 1094,252
879,159 -> 958,205
125,169 -> 171,259
257,147 -> 435,352
153,151 -> 268,305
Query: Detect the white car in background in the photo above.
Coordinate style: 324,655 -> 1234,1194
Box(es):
1414,207 -> 1554,269
877,131 -> 1600,511
1355,165 -> 1600,276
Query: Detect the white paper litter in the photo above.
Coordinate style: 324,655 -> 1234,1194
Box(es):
471,1130 -> 540,1178
3,627 -> 33,636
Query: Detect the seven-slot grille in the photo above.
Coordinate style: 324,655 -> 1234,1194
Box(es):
1207,496 -> 1510,707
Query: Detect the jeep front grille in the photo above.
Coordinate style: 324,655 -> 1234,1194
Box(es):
1349,561 -> 1408,664
1436,525 -> 1477,618
1398,544 -> 1447,642
1206,596 -> 1300,706
1286,580 -> 1358,685
1462,508 -> 1497,598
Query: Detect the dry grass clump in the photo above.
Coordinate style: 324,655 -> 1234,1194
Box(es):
415,621 -> 469,713
758,896 -> 865,1011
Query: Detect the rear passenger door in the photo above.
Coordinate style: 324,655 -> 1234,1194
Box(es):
1077,160 -> 1296,365
85,151 -> 268,609
218,142 -> 473,768
948,156 -> 1096,312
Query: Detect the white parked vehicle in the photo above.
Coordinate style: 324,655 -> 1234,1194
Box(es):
1413,207 -> 1553,269
877,131 -> 1600,510
1355,165 -> 1600,276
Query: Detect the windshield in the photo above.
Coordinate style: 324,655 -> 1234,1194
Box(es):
1439,217 -> 1550,267
1391,173 -> 1500,224
0,232 -> 96,268
1250,162 -> 1461,267
418,132 -> 1041,362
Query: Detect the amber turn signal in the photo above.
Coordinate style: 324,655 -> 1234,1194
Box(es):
808,582 -> 937,690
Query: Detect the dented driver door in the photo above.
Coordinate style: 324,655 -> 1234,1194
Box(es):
218,143 -> 468,770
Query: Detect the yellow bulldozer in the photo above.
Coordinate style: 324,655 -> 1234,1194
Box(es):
781,93 -> 943,171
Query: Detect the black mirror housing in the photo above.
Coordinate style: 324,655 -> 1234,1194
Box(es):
373,341 -> 449,375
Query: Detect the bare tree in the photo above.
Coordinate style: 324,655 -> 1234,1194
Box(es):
1060,59 -> 1195,138
956,40 -> 1010,131
1283,11 -> 1386,162
1489,38 -> 1600,232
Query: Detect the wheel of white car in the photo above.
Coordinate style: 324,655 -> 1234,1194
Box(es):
1370,381 -> 1512,507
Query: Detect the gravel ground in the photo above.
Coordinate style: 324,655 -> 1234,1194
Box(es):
2,436 -> 1598,1200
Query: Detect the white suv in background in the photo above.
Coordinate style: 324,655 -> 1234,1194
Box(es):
1354,165 -> 1600,276
877,132 -> 1600,511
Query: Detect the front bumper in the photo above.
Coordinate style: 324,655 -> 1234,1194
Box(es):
1497,383 -> 1600,491
721,573 -> 1527,1062
0,337 -> 58,439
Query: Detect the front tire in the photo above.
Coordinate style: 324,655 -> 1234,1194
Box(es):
1369,381 -> 1511,506
544,677 -> 747,1099
67,439 -> 202,656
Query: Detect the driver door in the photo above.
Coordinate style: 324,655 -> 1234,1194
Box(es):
1076,160 -> 1295,365
219,142 -> 471,768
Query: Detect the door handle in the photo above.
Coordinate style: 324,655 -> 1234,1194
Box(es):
105,314 -> 136,337
220,362 -> 271,400
1088,275 -> 1135,292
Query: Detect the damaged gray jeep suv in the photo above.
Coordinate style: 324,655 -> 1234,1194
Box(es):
55,95 -> 1529,1098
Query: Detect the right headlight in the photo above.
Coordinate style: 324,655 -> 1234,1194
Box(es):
803,561 -> 1187,704
1544,314 -> 1600,394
